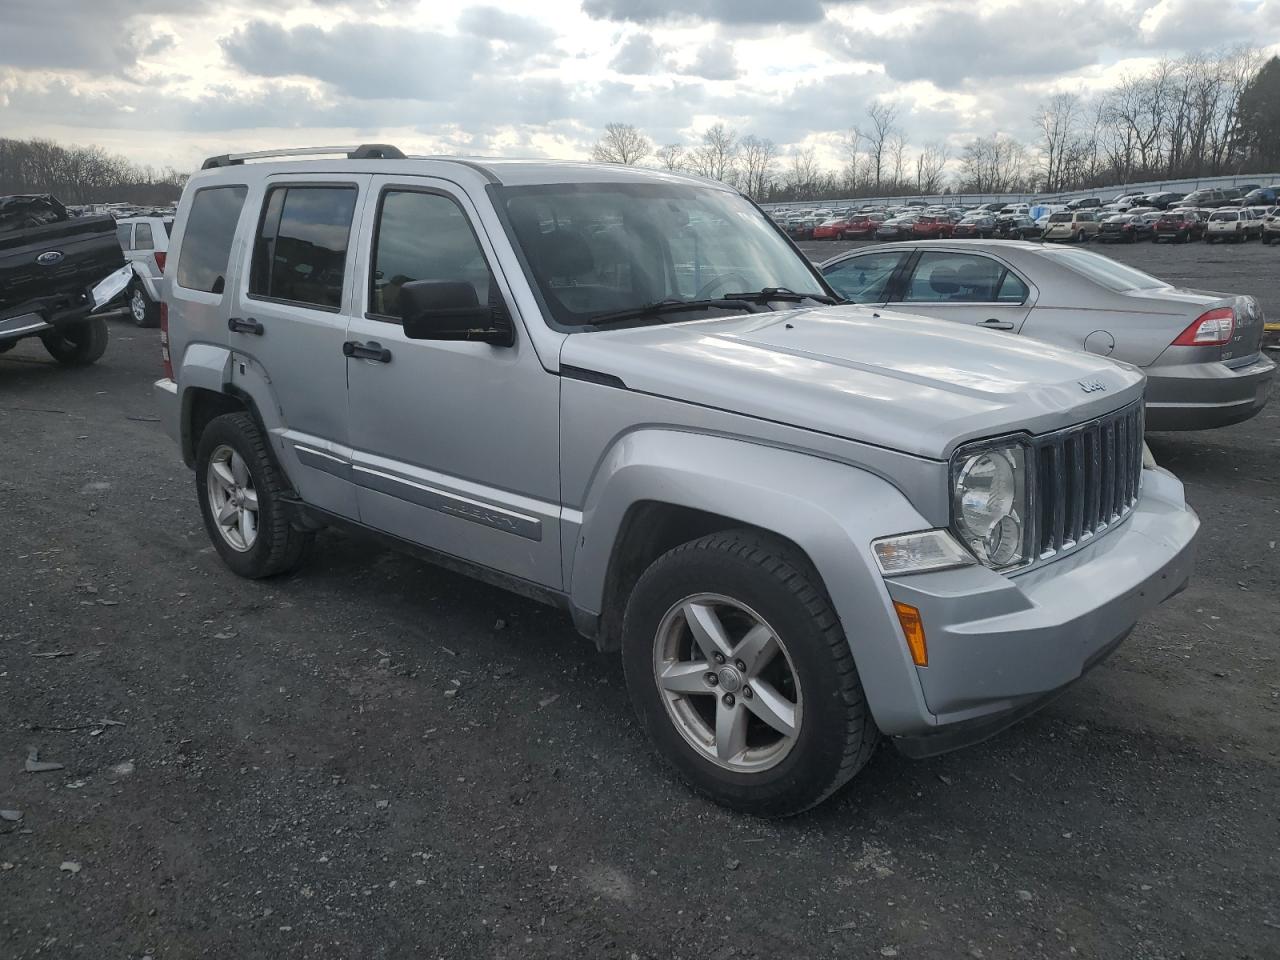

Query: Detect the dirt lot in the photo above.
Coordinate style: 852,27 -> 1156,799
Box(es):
1,239 -> 1277,960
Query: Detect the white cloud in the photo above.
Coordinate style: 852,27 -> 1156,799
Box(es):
0,0 -> 1275,174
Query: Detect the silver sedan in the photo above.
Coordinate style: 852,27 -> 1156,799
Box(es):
819,240 -> 1275,430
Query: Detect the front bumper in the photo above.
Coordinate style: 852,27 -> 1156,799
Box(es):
882,467 -> 1198,755
1145,353 -> 1275,430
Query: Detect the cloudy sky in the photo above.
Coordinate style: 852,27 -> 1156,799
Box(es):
0,0 -> 1276,173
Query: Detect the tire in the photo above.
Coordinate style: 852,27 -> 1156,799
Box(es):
195,412 -> 314,579
621,530 -> 879,817
39,317 -> 108,366
836,232 -> 845,241
129,284 -> 160,328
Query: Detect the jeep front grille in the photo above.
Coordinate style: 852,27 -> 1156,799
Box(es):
1033,399 -> 1144,561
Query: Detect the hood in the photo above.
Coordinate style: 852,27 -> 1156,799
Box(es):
560,304 -> 1145,460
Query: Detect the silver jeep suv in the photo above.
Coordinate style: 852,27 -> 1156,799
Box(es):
155,145 -> 1199,816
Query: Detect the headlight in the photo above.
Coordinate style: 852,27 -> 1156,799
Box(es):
951,441 -> 1031,569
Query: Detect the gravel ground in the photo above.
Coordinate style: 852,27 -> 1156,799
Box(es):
1,239 -> 1277,960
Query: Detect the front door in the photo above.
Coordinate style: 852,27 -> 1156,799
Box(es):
343,177 -> 562,589
820,249 -> 913,306
890,249 -> 1034,333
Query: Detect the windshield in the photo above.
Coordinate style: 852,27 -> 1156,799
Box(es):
498,182 -> 828,328
1039,247 -> 1169,292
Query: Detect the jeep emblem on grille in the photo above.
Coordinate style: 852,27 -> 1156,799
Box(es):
1078,379 -> 1107,393
36,250 -> 64,266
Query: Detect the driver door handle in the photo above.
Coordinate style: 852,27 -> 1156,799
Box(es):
979,318 -> 1015,330
343,340 -> 392,363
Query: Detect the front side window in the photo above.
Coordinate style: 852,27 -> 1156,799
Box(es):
822,251 -> 910,303
134,222 -> 154,250
250,185 -> 357,310
369,190 -> 491,320
901,252 -> 1015,304
176,185 -> 248,294
498,182 -> 828,328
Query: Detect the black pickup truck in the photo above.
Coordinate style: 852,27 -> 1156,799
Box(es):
0,194 -> 126,366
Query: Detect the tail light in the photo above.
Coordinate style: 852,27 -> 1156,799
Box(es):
153,251 -> 166,272
160,301 -> 174,380
1172,307 -> 1235,346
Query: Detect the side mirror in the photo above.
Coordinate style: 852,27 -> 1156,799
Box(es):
399,280 -> 513,346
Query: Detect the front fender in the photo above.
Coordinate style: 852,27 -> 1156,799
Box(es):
569,429 -> 937,735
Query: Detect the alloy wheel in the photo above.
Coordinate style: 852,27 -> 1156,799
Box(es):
652,593 -> 802,773
205,444 -> 260,552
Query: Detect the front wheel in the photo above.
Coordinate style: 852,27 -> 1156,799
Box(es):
40,317 -> 108,366
622,530 -> 879,817
195,412 -> 314,579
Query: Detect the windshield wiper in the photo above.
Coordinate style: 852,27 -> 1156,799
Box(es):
587,298 -> 754,329
721,287 -> 839,305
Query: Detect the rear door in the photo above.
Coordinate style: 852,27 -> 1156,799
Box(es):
888,249 -> 1035,332
227,173 -> 371,518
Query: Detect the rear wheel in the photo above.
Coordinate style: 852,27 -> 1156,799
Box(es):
622,530 -> 879,817
195,412 -> 314,579
129,284 -> 160,328
40,317 -> 108,366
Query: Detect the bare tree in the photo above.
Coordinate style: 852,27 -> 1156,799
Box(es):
855,102 -> 900,188
590,122 -> 653,165
1033,92 -> 1082,191
915,141 -> 950,194
654,143 -> 685,171
785,147 -> 821,196
738,135 -> 778,199
887,132 -> 909,187
687,123 -> 739,183
957,134 -> 1028,192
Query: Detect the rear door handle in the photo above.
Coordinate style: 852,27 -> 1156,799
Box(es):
343,340 -> 392,363
228,317 -> 264,335
979,318 -> 1015,330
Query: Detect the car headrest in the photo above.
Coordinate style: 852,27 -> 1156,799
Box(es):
928,266 -> 959,295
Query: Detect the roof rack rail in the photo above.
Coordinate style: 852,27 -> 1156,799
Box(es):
201,143 -> 406,170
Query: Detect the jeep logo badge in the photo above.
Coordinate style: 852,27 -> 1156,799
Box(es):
1078,379 -> 1107,393
36,250 -> 64,266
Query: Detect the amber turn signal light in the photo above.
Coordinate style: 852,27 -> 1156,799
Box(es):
893,601 -> 928,667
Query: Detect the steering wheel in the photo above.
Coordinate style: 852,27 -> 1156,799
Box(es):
694,271 -> 753,300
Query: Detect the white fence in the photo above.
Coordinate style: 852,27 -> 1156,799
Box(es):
762,172 -> 1280,211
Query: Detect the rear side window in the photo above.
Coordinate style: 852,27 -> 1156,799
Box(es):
134,222 -> 154,250
250,185 -> 357,310
369,190 -> 491,320
116,223 -> 132,250
177,186 -> 248,294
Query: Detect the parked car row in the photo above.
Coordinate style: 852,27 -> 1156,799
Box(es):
771,184 -> 1280,244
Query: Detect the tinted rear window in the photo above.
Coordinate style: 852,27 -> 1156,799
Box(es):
249,185 -> 357,310
177,186 -> 248,294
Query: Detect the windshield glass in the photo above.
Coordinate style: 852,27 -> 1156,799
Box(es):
498,182 -> 827,328
1039,247 -> 1169,292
